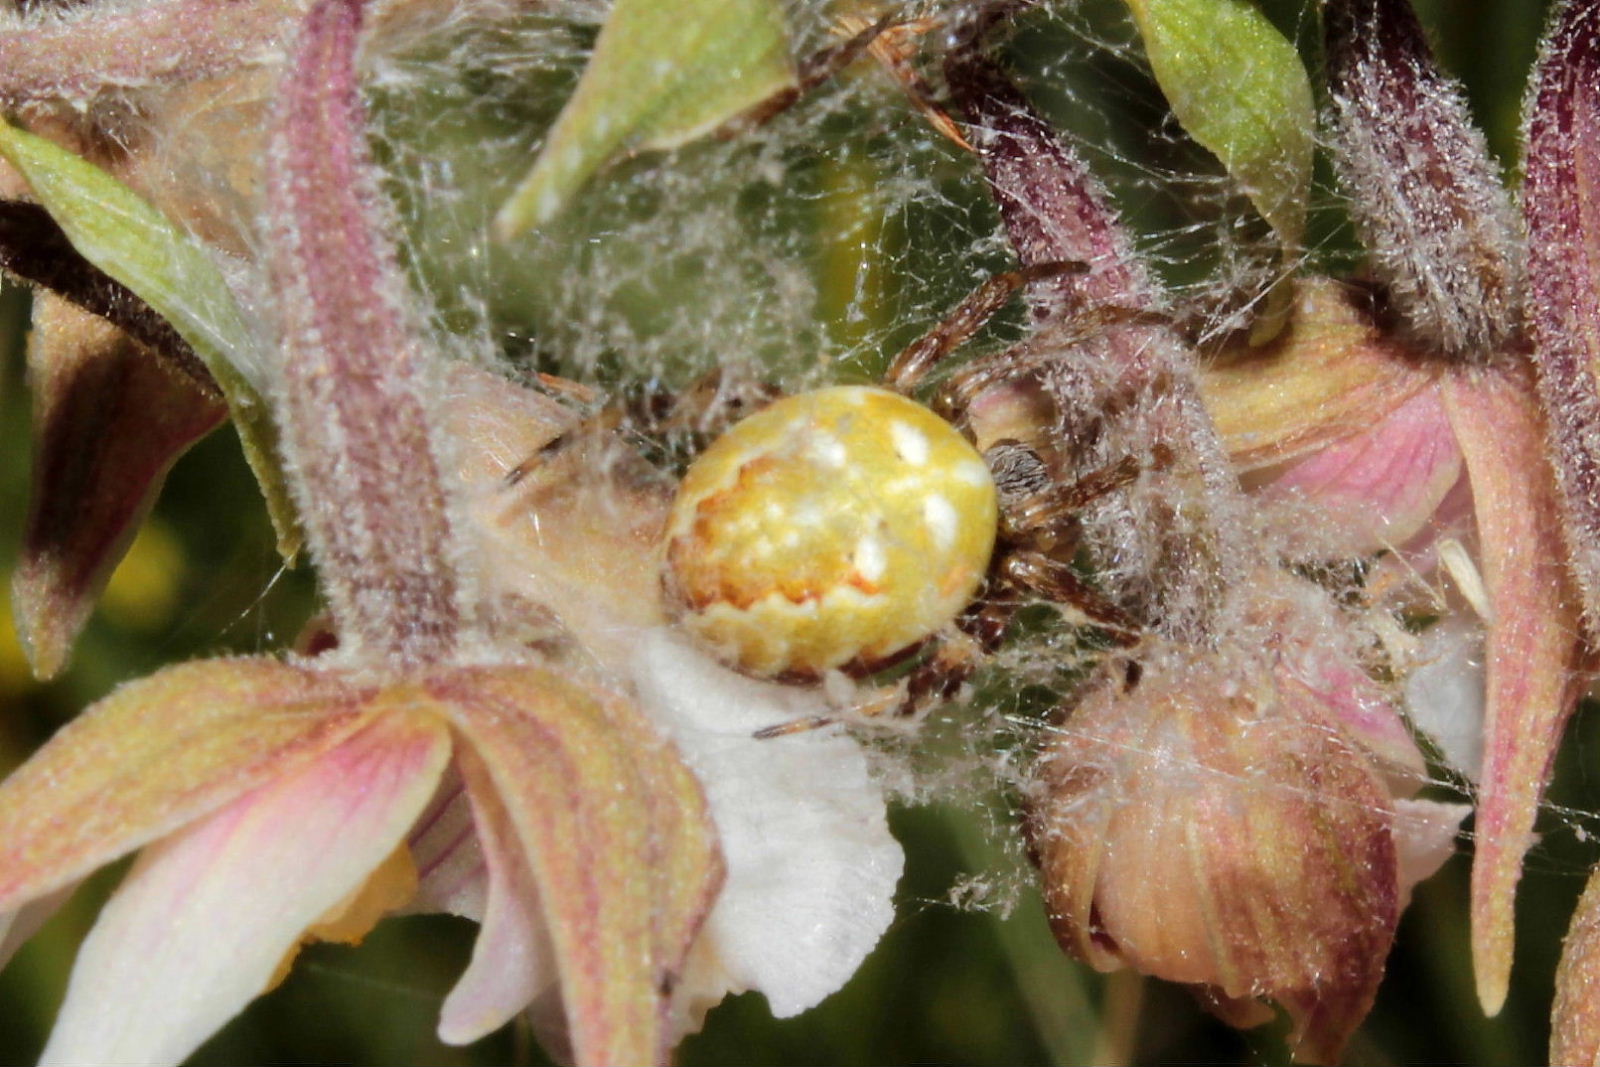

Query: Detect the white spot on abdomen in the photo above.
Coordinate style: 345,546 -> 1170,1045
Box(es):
924,494 -> 957,551
854,534 -> 887,583
890,421 -> 929,465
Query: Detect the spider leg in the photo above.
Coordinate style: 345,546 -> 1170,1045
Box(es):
752,712 -> 841,740
999,550 -> 1140,644
1005,454 -> 1139,535
753,613 -> 1006,740
884,261 -> 1089,393
835,14 -> 973,150
732,13 -> 897,131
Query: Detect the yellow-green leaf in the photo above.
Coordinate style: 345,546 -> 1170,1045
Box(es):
1124,0 -> 1313,289
495,0 -> 796,237
0,120 -> 302,557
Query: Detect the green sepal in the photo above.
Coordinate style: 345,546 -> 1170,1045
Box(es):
495,0 -> 796,237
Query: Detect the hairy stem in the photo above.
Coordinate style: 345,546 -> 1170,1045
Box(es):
265,0 -> 461,666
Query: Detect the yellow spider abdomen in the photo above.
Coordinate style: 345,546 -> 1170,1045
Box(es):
663,385 -> 998,678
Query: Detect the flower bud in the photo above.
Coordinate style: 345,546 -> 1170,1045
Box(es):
1027,639 -> 1403,1063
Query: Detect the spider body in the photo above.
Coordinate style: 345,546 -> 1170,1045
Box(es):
663,385 -> 998,678
658,266 -> 1142,719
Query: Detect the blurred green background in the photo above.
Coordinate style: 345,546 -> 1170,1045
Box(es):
1,0 -> 1594,1063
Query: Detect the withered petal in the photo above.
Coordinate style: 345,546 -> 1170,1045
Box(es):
1029,641 -> 1399,1063
12,296 -> 224,679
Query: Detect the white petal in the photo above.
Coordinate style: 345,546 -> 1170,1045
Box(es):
405,766 -> 488,921
1404,617 -> 1487,781
630,628 -> 902,1026
436,758 -> 555,1045
41,714 -> 451,1067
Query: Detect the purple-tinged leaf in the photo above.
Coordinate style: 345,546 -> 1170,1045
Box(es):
265,0 -> 461,665
12,297 -> 224,679
944,33 -> 1158,319
1523,0 -> 1600,625
1325,0 -> 1523,358
944,35 -> 1248,638
0,0 -> 298,105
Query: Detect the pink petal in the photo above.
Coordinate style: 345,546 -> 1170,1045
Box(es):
435,665 -> 723,1067
405,768 -> 487,921
1275,631 -> 1426,780
40,710 -> 451,1066
437,759 -> 553,1045
1443,367 -> 1588,1016
0,657 -> 382,917
1261,385 -> 1463,553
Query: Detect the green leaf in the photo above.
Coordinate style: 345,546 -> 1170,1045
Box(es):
0,120 -> 302,557
495,0 -> 796,238
1124,0 -> 1314,334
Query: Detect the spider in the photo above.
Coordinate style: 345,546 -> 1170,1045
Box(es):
657,262 -> 1149,735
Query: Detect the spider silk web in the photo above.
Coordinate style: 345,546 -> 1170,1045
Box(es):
15,0 -> 1597,1061
344,0 -> 1599,944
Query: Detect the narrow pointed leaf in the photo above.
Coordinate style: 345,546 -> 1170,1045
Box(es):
267,0 -> 460,664
1324,0 -> 1523,358
0,120 -> 300,557
12,298 -> 225,679
41,709 -> 450,1067
439,666 -> 722,1067
945,40 -> 1158,314
1123,0 -> 1314,260
0,657 -> 379,915
495,0 -> 796,236
1524,0 -> 1600,628
1443,367 -> 1586,1016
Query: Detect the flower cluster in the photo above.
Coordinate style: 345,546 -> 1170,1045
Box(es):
0,0 -> 1598,1064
